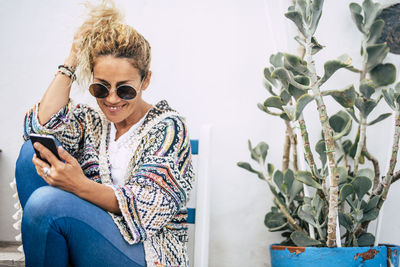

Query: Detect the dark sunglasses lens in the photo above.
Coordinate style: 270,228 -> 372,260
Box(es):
89,84 -> 109,98
117,85 -> 137,100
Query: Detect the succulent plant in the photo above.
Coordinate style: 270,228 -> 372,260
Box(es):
238,0 -> 400,247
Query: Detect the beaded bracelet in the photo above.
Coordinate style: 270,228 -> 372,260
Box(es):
57,65 -> 76,81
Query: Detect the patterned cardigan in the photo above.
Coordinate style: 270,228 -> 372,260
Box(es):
23,100 -> 194,267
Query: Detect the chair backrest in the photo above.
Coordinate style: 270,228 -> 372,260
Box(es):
187,125 -> 211,267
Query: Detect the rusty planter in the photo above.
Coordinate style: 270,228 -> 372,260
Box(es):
270,244 -> 400,267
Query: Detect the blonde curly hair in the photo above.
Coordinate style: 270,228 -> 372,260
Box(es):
74,0 -> 151,86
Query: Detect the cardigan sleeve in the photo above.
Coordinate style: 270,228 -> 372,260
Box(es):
23,100 -> 102,157
107,116 -> 194,243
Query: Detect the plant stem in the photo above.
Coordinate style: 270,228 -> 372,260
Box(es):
377,109 -> 400,209
274,197 -> 304,232
305,36 -> 339,247
283,122 -> 291,172
353,117 -> 367,175
298,115 -> 316,173
285,120 -> 299,171
363,145 -> 380,191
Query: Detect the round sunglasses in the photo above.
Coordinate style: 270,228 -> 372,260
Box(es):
89,82 -> 141,100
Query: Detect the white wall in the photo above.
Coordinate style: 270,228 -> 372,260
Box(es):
1,0 -> 400,266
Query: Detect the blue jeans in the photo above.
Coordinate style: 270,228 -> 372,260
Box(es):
15,141 -> 146,267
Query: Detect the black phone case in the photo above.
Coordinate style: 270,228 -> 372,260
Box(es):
29,134 -> 61,164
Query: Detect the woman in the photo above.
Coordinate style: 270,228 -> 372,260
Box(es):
15,1 -> 194,266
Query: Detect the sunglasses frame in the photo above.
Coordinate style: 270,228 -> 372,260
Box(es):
89,79 -> 144,100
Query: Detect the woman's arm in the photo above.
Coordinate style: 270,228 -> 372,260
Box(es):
37,53 -> 76,124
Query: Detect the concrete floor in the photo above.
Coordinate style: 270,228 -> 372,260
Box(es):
0,243 -> 24,267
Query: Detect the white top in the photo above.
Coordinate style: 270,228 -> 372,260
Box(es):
108,115 -> 147,186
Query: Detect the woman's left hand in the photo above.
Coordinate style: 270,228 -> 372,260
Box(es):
32,142 -> 86,193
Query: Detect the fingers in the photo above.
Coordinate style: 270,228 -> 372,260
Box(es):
33,142 -> 61,167
32,154 -> 52,184
58,146 -> 75,164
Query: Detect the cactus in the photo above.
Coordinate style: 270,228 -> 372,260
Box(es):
238,0 -> 400,247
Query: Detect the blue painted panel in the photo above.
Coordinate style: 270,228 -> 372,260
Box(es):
187,208 -> 196,224
190,139 -> 199,155
270,244 -> 400,267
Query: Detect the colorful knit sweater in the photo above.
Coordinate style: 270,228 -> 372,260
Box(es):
23,100 -> 194,267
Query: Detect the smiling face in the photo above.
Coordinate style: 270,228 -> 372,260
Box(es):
92,55 -> 152,130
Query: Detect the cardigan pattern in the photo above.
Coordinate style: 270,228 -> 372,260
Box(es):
23,100 -> 194,267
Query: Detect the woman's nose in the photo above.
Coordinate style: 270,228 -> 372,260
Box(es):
105,88 -> 120,102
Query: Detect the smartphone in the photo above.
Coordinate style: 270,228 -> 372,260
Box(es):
29,133 -> 61,164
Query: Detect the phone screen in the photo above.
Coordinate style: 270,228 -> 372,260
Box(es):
29,133 -> 61,164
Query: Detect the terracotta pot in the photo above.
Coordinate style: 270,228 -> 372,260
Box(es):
270,244 -> 400,267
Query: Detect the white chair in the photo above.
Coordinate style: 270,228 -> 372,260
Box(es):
187,125 -> 212,267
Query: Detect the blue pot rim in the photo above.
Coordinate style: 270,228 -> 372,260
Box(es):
270,243 -> 400,251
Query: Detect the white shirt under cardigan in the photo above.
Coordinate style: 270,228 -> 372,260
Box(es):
108,115 -> 147,186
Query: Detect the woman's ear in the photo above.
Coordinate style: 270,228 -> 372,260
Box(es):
141,71 -> 152,91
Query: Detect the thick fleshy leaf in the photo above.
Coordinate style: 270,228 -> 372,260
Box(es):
311,37 -> 324,55
370,63 -> 397,86
382,88 -> 396,109
263,79 -> 277,96
339,212 -> 353,231
312,194 -> 323,217
269,53 -> 284,68
288,76 -> 309,100
366,43 -> 390,72
327,85 -> 356,108
280,90 -> 291,104
264,96 -> 284,110
267,163 -> 274,177
315,139 -> 327,167
284,169 -> 295,193
290,231 -> 322,246
282,105 -> 295,121
298,205 -> 317,227
310,0 -> 324,36
264,67 -> 279,88
355,97 -> 378,117
367,19 -> 384,45
237,162 -> 264,180
284,53 -> 309,75
349,2 -> 364,33
361,208 -> 379,223
295,94 -> 314,120
364,195 -> 380,212
359,79 -> 376,99
272,67 -> 309,90
368,113 -> 391,126
320,55 -> 352,84
352,176 -> 372,199
337,166 -> 349,185
264,210 -> 286,229
253,142 -> 269,164
288,179 -> 303,204
362,0 -> 382,31
285,11 -> 306,37
340,183 -> 354,201
273,170 -> 284,192
357,168 -> 374,180
329,110 -> 352,137
357,233 -> 375,247
294,171 -> 322,190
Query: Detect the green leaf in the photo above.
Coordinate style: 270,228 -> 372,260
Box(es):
290,231 -> 322,247
264,96 -> 284,110
365,196 -> 380,212
282,105 -> 295,121
263,79 -> 276,96
340,183 -> 354,201
288,76 -> 309,100
349,2 -> 364,33
264,67 -> 279,88
311,37 -> 324,55
359,79 -> 376,99
366,43 -> 389,72
339,212 -> 353,231
312,194 -> 323,218
320,55 -> 352,84
264,210 -> 287,229
362,0 -> 382,32
288,179 -> 303,204
368,113 -> 391,126
253,142 -> 269,164
284,53 -> 309,75
280,90 -> 291,104
355,97 -> 378,117
269,53 -> 284,68
357,168 -> 374,180
370,63 -> 397,87
367,19 -> 384,45
352,176 -> 372,199
337,166 -> 349,185
328,85 -> 356,108
310,0 -> 324,36
298,205 -> 317,227
295,94 -> 314,120
315,140 -> 327,167
382,88 -> 396,109
294,171 -> 322,190
361,208 -> 379,223
330,110 -> 352,140
285,11 -> 306,37
237,162 -> 264,180
273,170 -> 284,192
284,169 -> 295,193
267,163 -> 275,177
357,233 -> 375,247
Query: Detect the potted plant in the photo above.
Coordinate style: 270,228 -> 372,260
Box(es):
238,0 -> 400,266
